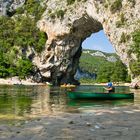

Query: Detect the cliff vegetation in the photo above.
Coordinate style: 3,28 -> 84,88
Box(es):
0,0 -> 46,79
79,49 -> 130,83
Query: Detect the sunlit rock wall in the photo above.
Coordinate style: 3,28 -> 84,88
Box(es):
2,0 -> 139,85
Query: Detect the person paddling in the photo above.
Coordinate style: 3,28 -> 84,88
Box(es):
104,80 -> 115,93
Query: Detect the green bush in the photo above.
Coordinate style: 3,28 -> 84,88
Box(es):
128,0 -> 135,7
79,51 -> 128,83
80,78 -> 95,84
129,29 -> 140,76
129,60 -> 140,76
119,32 -> 130,43
56,10 -> 65,19
104,3 -> 109,8
110,0 -> 122,13
67,0 -> 76,5
130,29 -> 140,58
0,0 -> 46,78
49,13 -> 56,19
116,13 -> 126,28
16,58 -> 33,79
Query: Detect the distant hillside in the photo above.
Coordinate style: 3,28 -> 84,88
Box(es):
79,49 -> 119,73
83,49 -> 118,62
76,49 -> 130,83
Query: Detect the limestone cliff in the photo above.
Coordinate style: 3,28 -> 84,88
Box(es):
34,0 -> 140,85
0,0 -> 25,16
1,0 -> 139,85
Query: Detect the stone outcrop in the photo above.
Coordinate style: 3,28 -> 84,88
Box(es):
1,0 -> 139,86
33,0 -> 139,85
34,0 -> 103,85
0,0 -> 25,16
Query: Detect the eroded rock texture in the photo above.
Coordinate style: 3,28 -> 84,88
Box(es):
1,0 -> 139,85
33,0 -> 139,85
34,0 -> 103,85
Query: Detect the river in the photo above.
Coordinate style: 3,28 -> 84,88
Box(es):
0,85 -> 139,122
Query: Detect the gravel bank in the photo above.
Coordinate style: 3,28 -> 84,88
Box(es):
0,105 -> 140,140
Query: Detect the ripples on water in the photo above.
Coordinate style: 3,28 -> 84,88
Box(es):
0,85 -> 139,121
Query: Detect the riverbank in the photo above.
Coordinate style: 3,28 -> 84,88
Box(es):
0,77 -> 45,85
0,77 -> 138,89
81,82 -> 131,87
0,105 -> 140,140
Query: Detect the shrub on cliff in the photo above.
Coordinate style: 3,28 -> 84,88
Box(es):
129,29 -> 140,77
130,29 -> 140,58
130,61 -> 140,77
67,0 -> 76,5
110,0 -> 122,14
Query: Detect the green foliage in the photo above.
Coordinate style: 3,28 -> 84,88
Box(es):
49,9 -> 65,19
129,29 -> 140,76
96,60 -> 128,83
22,0 -> 46,21
80,78 -> 95,84
111,60 -> 128,82
67,0 -> 76,5
0,16 -> 15,52
129,60 -> 140,76
0,51 -> 33,78
49,13 -> 56,19
116,13 -> 126,28
120,32 -> 126,43
16,58 -> 33,79
0,53 -> 10,77
128,0 -> 136,7
125,74 -> 131,82
0,0 -> 46,78
79,50 -> 129,83
130,29 -> 140,58
104,3 -> 109,9
94,2 -> 99,13
110,0 -> 122,14
119,32 -> 130,43
96,64 -> 113,83
56,10 -> 65,19
35,32 -> 47,53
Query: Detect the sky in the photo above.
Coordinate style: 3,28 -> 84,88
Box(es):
82,30 -> 116,53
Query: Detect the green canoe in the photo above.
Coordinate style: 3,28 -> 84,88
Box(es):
67,91 -> 134,99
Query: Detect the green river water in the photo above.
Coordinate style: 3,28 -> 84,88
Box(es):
0,85 -> 139,122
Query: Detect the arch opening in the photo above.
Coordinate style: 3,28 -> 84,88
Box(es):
74,30 -> 129,84
36,14 -> 129,86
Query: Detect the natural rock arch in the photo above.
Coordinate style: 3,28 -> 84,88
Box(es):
33,0 -> 140,85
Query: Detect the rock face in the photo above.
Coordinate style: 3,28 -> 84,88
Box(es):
0,0 -> 25,16
34,0 -> 103,85
1,0 -> 139,85
33,0 -> 139,85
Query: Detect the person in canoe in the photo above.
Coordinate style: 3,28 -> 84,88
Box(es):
104,80 -> 115,93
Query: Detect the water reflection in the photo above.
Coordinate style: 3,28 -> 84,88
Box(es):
30,86 -> 52,115
30,86 -> 68,115
0,85 -> 69,120
68,99 -> 134,108
130,88 -> 140,105
0,85 -> 139,120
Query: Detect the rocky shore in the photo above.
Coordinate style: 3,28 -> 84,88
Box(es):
0,105 -> 140,140
0,83 -> 140,140
0,77 -> 45,86
0,76 -> 139,89
0,77 -> 132,86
